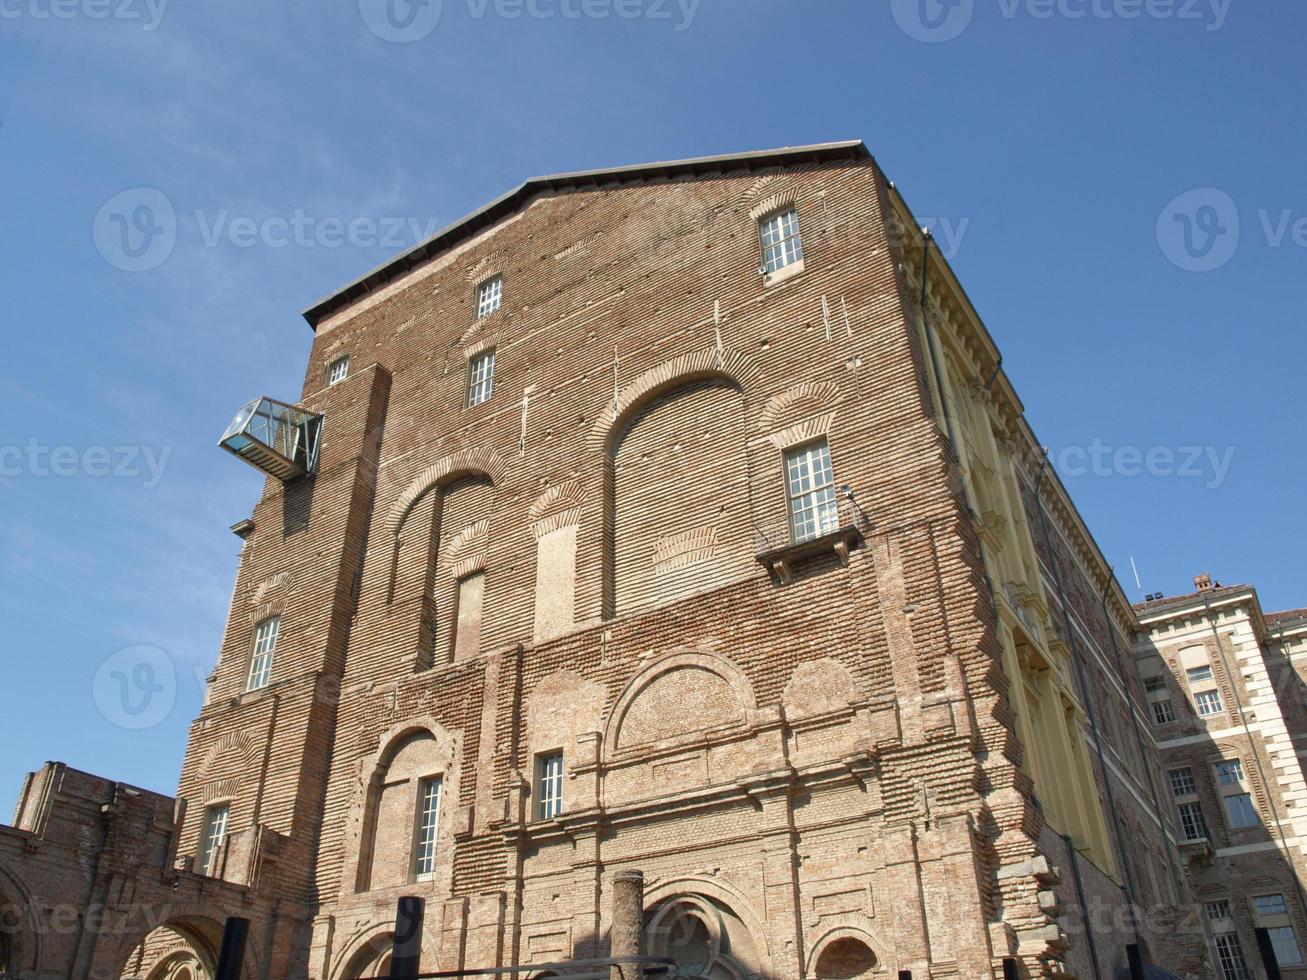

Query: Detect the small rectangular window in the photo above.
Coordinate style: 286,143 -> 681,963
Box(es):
247,616 -> 279,691
1214,934 -> 1251,980
1168,767 -> 1197,798
1206,900 -> 1233,925
327,355 -> 350,386
784,440 -> 839,543
1178,801 -> 1208,841
1256,895 -> 1291,918
1144,674 -> 1168,693
467,349 -> 495,407
1187,665 -> 1214,684
1195,690 -> 1225,716
1223,792 -> 1260,829
759,208 -> 804,274
413,776 -> 442,880
536,751 -> 564,821
1215,759 -> 1245,785
1268,927 -> 1304,967
476,276 -> 502,319
199,803 -> 229,876
1151,699 -> 1176,725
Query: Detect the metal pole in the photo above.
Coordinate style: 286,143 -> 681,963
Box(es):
390,896 -> 426,979
214,916 -> 250,980
610,870 -> 645,980
1126,943 -> 1145,980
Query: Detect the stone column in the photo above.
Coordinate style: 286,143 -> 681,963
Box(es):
610,870 -> 645,980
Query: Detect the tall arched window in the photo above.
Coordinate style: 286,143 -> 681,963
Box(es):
609,380 -> 752,617
356,731 -> 444,891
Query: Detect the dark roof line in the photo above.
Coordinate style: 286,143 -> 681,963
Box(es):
1133,584 -> 1253,615
301,140 -> 872,329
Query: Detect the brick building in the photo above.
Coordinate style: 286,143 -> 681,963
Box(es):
1135,580 -> 1307,980
0,141 -> 1261,979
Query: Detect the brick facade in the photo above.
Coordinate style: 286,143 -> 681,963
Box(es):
0,142 -> 1270,980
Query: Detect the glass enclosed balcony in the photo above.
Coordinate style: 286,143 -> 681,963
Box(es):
218,396 -> 321,481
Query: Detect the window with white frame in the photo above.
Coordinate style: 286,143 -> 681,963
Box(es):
476,276 -> 502,319
1223,792 -> 1260,829
1255,894 -> 1304,966
1257,895 -> 1291,918
1178,801 -> 1208,841
1268,928 -> 1304,967
327,355 -> 350,386
759,208 -> 804,275
1168,767 -> 1197,797
536,751 -> 564,820
247,616 -> 279,691
1144,674 -> 1168,694
198,803 -> 229,876
1187,665 -> 1214,684
413,776 -> 442,880
466,348 -> 495,407
1195,689 -> 1225,717
1214,934 -> 1251,980
1151,699 -> 1177,725
1206,900 -> 1234,926
1215,759 -> 1245,785
784,440 -> 839,543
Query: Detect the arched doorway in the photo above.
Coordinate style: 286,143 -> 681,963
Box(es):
645,894 -> 761,980
119,919 -> 221,980
814,937 -> 877,980
340,934 -> 394,979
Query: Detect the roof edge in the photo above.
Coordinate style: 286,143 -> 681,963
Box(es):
301,140 -> 871,329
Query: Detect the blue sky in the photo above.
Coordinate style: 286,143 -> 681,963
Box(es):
1,0 -> 1303,800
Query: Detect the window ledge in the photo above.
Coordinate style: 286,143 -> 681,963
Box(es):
763,258 -> 805,288
756,524 -> 863,585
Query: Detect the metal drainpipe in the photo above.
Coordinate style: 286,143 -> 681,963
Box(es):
1064,832 -> 1106,980
917,234 -> 961,457
1098,577 -> 1184,893
1035,457 -> 1145,966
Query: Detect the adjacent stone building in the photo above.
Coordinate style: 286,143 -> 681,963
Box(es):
1135,580 -> 1307,980
0,141 -> 1280,980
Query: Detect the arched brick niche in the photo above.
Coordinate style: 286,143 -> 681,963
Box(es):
609,379 -> 753,617
349,722 -> 461,896
602,652 -> 759,806
386,459 -> 497,669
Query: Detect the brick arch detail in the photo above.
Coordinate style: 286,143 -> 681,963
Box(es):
328,920 -> 401,980
588,347 -> 764,453
805,923 -> 886,979
603,651 -> 757,758
385,449 -> 506,536
640,874 -> 774,975
0,863 -> 38,975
